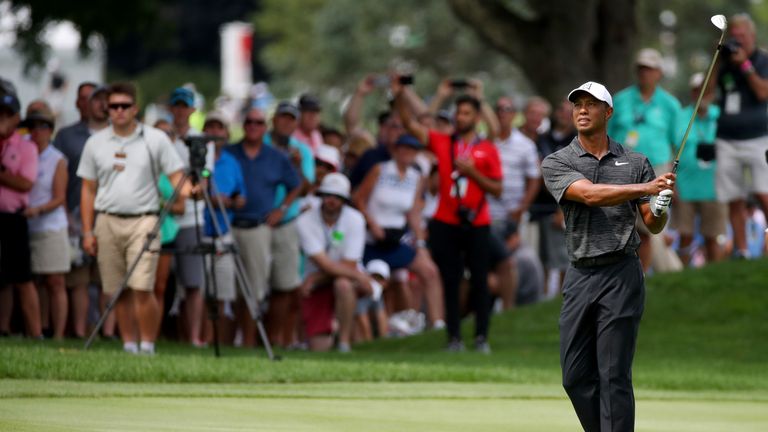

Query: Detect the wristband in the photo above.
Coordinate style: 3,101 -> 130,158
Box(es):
83,231 -> 95,238
415,239 -> 427,249
741,60 -> 755,74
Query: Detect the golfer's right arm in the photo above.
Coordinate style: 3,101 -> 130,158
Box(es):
81,178 -> 98,256
563,174 -> 675,207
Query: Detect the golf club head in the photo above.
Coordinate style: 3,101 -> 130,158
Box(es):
711,14 -> 727,31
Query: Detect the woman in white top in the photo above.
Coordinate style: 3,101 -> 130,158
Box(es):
353,135 -> 444,328
24,106 -> 70,339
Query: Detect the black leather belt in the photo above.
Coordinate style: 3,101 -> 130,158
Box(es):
572,251 -> 636,268
232,219 -> 263,229
98,211 -> 158,218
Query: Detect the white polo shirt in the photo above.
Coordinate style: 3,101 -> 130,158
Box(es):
76,124 -> 184,214
488,128 -> 541,221
297,204 -> 366,276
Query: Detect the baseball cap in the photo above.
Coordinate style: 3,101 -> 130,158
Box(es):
298,94 -> 321,112
89,85 -> 109,100
0,88 -> 21,115
317,172 -> 350,200
204,110 -> 229,128
395,134 -> 424,149
366,259 -> 391,280
315,143 -> 341,171
275,101 -> 299,118
22,106 -> 55,129
169,87 -> 195,107
689,72 -> 705,89
567,81 -> 613,108
436,109 -> 452,122
635,48 -> 663,70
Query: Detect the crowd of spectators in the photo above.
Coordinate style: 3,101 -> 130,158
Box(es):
1,13 -> 767,353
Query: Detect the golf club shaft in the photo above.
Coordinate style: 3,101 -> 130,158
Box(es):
672,30 -> 728,174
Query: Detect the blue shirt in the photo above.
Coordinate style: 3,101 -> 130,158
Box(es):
608,85 -> 681,167
52,121 -> 92,212
204,151 -> 246,236
224,142 -> 300,223
264,132 -> 315,222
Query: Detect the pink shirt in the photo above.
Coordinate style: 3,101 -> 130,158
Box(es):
292,129 -> 323,155
0,132 -> 38,213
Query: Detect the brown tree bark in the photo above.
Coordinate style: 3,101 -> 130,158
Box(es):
448,0 -> 638,104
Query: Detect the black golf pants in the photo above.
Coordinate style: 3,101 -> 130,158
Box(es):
560,255 -> 645,432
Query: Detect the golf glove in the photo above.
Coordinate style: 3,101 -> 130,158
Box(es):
650,189 -> 673,217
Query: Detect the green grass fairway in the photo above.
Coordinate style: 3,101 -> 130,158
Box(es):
1,259 -> 767,430
1,381 -> 766,432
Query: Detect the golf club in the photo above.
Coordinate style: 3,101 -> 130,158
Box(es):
668,14 -> 728,185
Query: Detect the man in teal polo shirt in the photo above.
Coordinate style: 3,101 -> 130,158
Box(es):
671,73 -> 726,265
608,48 -> 682,271
263,101 -> 315,347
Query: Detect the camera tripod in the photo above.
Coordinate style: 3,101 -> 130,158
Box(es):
84,166 -> 276,360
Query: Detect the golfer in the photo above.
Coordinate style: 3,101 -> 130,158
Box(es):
541,81 -> 675,432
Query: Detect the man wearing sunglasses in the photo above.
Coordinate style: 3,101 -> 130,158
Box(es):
77,82 -> 185,355
224,108 -> 301,347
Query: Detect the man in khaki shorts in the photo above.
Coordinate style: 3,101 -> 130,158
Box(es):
77,82 -> 184,354
224,108 -> 301,347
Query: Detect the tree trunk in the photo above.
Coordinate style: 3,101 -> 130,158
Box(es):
448,0 -> 637,104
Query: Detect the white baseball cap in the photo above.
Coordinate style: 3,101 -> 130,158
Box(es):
635,48 -> 663,70
567,81 -> 613,108
365,259 -> 390,279
689,72 -> 705,89
317,172 -> 350,200
315,143 -> 341,171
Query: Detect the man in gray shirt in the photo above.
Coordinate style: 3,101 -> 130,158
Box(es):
77,82 -> 184,355
541,82 -> 674,432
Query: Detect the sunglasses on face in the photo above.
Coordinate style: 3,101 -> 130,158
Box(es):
108,103 -> 134,111
29,122 -> 52,130
244,118 -> 266,126
496,106 -> 514,112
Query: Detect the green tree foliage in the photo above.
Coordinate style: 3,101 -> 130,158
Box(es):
255,0 -> 528,124
10,0 -> 163,69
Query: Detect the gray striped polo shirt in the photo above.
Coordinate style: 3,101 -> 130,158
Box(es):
541,137 -> 655,262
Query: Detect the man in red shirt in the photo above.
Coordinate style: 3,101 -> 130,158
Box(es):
395,83 -> 502,352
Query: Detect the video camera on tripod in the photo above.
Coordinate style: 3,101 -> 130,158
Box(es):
183,135 -> 226,178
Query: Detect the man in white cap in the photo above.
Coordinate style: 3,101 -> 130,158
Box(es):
608,48 -> 682,271
541,81 -> 676,432
296,173 -> 372,353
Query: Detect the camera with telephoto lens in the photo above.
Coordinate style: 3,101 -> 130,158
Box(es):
184,136 -> 210,172
696,142 -> 716,162
721,38 -> 742,57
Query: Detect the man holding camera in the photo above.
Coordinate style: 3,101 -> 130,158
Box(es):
395,80 -> 502,353
713,13 -> 768,259
78,82 -> 184,354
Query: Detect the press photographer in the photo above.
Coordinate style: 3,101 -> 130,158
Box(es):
713,13 -> 768,259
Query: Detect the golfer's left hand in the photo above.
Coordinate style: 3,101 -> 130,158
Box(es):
651,189 -> 673,217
